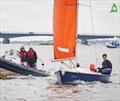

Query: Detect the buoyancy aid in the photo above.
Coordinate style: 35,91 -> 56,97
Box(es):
20,50 -> 27,62
27,50 -> 37,64
27,50 -> 35,58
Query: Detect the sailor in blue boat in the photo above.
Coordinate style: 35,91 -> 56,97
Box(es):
97,54 -> 112,74
19,46 -> 27,66
27,47 -> 37,68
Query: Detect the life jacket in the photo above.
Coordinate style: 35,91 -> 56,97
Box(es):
19,50 -> 27,62
27,50 -> 36,58
27,50 -> 37,65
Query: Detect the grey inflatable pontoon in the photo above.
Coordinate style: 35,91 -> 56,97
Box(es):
0,57 -> 50,77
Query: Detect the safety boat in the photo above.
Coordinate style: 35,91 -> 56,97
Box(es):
53,0 -> 110,84
0,49 -> 49,77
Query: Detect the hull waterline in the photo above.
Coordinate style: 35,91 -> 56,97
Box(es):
55,70 -> 110,84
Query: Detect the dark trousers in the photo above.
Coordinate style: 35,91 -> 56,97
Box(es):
98,69 -> 112,74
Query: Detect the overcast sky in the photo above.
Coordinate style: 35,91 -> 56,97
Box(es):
0,0 -> 119,35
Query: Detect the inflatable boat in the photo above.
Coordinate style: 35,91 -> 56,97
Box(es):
0,50 -> 49,77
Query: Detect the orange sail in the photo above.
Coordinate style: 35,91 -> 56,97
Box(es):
53,0 -> 77,60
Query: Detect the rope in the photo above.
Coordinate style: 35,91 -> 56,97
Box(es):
69,59 -> 76,68
61,61 -> 73,69
90,0 -> 100,66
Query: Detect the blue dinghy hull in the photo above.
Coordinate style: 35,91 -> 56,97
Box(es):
55,70 -> 110,84
0,58 -> 49,77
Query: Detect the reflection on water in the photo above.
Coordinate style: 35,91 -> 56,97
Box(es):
47,78 -> 120,101
47,82 -> 80,101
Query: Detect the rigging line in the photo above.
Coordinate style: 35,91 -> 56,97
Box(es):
78,3 -> 88,39
89,0 -> 100,66
61,61 -> 73,69
69,59 -> 76,68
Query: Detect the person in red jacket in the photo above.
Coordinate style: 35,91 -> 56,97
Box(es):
19,46 -> 27,66
27,47 -> 37,68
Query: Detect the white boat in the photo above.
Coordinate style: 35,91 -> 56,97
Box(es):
106,40 -> 120,48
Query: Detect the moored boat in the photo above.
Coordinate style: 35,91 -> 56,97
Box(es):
106,40 -> 120,48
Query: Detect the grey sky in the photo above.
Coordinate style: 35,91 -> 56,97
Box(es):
0,0 -> 119,35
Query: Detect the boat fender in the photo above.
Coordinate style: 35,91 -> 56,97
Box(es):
90,64 -> 96,72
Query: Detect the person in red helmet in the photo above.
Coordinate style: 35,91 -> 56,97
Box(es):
27,47 -> 37,68
19,46 -> 27,66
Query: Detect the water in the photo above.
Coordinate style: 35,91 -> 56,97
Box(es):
0,43 -> 120,101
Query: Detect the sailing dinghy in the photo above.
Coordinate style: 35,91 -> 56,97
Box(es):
53,0 -> 110,84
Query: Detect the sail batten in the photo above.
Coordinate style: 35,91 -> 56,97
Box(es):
53,0 -> 77,60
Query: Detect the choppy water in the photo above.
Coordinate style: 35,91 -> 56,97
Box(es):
0,43 -> 120,101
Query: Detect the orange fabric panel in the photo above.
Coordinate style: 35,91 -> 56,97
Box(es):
53,0 -> 77,60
